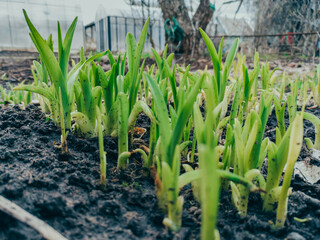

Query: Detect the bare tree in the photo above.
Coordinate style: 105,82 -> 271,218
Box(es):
253,0 -> 320,57
126,0 -> 157,49
157,0 -> 215,55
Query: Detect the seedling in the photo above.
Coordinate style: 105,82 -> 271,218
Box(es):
96,106 -> 107,186
303,112 -> 320,150
308,62 -> 320,106
15,10 -> 107,130
145,71 -> 204,231
200,29 -> 239,106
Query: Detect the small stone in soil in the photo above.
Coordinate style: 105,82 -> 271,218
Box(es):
286,232 -> 306,240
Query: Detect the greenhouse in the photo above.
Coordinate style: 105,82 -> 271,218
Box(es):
0,0 -> 83,50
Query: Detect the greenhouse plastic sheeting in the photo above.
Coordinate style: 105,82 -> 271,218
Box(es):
0,0 -> 83,50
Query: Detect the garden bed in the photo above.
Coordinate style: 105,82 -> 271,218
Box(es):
0,104 -> 319,240
1,12 -> 320,240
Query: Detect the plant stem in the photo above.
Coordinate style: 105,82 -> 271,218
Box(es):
59,88 -> 68,154
96,107 -> 106,186
117,93 -> 129,168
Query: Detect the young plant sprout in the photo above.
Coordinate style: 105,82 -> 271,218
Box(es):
231,52 -> 260,122
145,71 -> 204,231
308,62 -> 320,106
260,62 -> 278,90
96,106 -> 107,186
200,29 -> 239,104
303,112 -> 320,150
264,112 -> 304,228
2,9 -> 318,239
192,100 -> 222,240
230,114 -> 267,216
198,143 -> 221,240
263,88 -> 309,228
58,88 -> 68,154
274,96 -> 286,140
71,67 -> 103,138
0,83 -> 31,106
287,77 -> 300,123
15,10 -> 107,131
187,100 -> 261,239
225,92 -> 271,216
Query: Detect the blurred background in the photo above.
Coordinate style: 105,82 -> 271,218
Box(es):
1,0 -> 251,52
1,0 -> 318,58
0,0 -> 319,71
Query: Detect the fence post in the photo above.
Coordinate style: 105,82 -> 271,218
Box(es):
115,16 -> 118,51
98,19 -> 104,51
125,18 -> 127,36
107,16 -> 112,51
159,20 -> 161,51
134,18 -> 136,39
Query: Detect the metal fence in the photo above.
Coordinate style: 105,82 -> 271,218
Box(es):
209,32 -> 320,61
95,16 -> 165,53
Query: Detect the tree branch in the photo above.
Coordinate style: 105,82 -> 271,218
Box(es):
0,195 -> 67,240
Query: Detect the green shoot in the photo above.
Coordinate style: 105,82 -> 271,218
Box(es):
199,28 -> 239,103
276,112 -> 304,228
303,112 -> 320,150
96,106 -> 107,186
145,72 -> 204,231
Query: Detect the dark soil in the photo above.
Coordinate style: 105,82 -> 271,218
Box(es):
0,51 -> 37,87
0,104 -> 320,240
0,51 -> 80,88
0,51 -> 155,89
0,105 -> 165,240
265,105 -> 320,167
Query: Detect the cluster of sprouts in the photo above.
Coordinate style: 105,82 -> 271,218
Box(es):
3,10 -> 320,239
